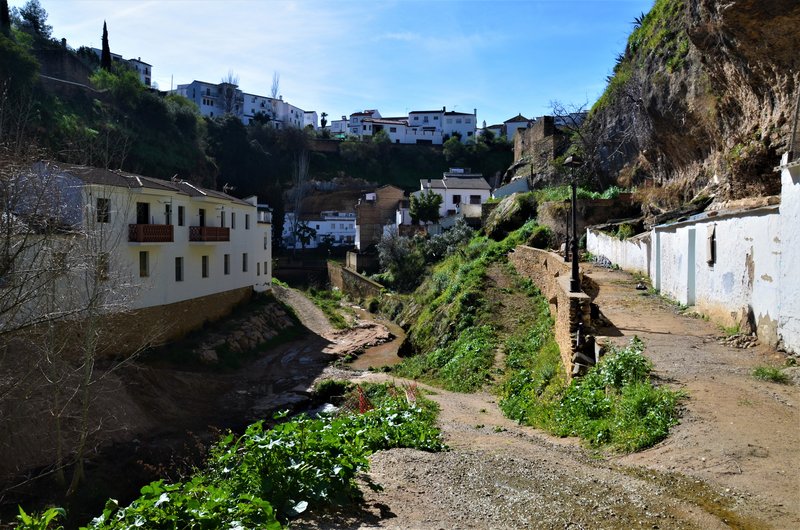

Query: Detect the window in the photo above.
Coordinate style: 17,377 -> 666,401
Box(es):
175,257 -> 183,282
465,118 -> 471,124
389,127 -> 397,133
242,253 -> 248,272
231,212 -> 236,229
331,223 -> 336,229
199,208 -> 206,227
263,261 -> 268,275
220,210 -> 226,227
245,214 -> 250,229
264,233 -> 269,250
447,118 -> 453,124
257,262 -> 261,276
178,206 -> 185,226
139,251 -> 149,277
456,118 -> 462,124
165,203 -> 172,225
434,116 -> 439,121
202,255 -> 209,278
452,194 -> 461,205
224,254 -> 230,275
469,194 -> 481,205
467,131 -> 473,137
136,202 -> 150,224
423,116 -> 429,123
413,116 -> 419,121
96,198 -> 110,223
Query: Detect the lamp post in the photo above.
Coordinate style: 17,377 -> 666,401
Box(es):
563,198 -> 571,262
563,154 -> 583,292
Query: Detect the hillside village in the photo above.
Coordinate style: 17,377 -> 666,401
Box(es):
1,0 -> 799,528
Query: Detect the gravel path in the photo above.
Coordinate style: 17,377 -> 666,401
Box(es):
291,265 -> 799,530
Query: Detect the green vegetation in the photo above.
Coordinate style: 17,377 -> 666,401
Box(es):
616,223 -> 635,240
501,337 -> 684,452
392,220 -> 544,390
752,366 -> 789,385
15,506 -> 66,530
80,383 -> 443,528
306,287 -> 350,329
531,185 -> 629,203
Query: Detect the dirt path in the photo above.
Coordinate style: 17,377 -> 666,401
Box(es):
293,266 -> 799,530
586,264 -> 800,529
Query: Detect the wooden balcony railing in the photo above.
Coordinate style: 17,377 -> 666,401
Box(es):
128,224 -> 174,243
189,226 -> 230,242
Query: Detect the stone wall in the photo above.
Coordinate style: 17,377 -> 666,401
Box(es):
328,262 -> 383,301
101,287 -> 254,357
509,246 -> 593,377
537,195 -> 640,249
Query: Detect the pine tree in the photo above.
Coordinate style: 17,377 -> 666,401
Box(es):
1,0 -> 12,37
100,21 -> 111,70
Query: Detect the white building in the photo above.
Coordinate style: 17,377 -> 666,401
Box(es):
585,151 -> 800,354
38,163 -> 272,311
175,81 -> 312,128
417,168 -> 492,217
304,111 -> 319,130
283,211 -> 356,249
128,58 -> 152,87
342,107 -> 477,145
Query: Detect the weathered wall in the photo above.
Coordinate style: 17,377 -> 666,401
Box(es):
778,154 -> 800,352
104,286 -> 254,355
586,229 -> 652,276
509,246 -> 592,376
328,262 -> 383,301
538,195 -> 640,247
652,206 -> 781,344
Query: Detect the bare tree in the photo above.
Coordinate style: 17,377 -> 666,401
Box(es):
220,70 -> 240,115
270,71 -> 280,100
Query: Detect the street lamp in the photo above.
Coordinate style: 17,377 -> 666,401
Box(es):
563,198 -> 571,262
563,154 -> 583,292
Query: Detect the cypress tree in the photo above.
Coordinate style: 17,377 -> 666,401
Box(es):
100,20 -> 111,70
1,0 -> 11,37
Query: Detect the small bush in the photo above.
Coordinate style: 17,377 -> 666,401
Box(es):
752,366 -> 789,385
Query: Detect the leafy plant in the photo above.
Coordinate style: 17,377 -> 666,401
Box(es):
752,366 -> 789,385
15,506 -> 66,530
82,384 -> 444,528
307,287 -> 350,329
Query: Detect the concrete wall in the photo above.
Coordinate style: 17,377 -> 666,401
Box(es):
509,246 -> 592,376
586,229 -> 652,276
779,154 -> 800,352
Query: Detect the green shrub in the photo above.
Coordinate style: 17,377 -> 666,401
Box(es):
616,224 -> 635,240
85,384 -> 444,527
501,337 -> 683,452
752,366 -> 789,385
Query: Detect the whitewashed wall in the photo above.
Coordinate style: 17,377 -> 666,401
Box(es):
652,207 -> 781,344
586,229 -> 651,276
779,153 -> 800,352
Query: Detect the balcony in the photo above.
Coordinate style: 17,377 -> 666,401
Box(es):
190,226 -> 230,242
128,224 -> 173,243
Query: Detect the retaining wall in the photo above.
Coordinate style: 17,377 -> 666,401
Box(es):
586,229 -> 652,276
509,246 -> 592,377
328,262 -> 383,300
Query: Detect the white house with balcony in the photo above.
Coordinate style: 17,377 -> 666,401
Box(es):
37,163 -> 272,309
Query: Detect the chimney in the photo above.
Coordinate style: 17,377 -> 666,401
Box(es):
442,106 -> 446,112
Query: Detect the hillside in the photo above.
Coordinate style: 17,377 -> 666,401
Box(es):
585,0 -> 800,209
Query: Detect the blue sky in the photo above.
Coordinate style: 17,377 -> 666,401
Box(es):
13,0 -> 654,127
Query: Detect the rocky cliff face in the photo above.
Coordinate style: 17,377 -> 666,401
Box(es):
586,0 -> 800,210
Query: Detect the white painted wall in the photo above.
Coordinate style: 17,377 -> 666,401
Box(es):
651,207 -> 781,343
586,229 -> 651,277
779,153 -> 800,352
82,185 -> 270,311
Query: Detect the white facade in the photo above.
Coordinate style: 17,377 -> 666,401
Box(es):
175,81 -> 312,129
586,153 -> 800,353
128,58 -> 152,87
44,165 -> 272,311
342,107 -> 477,145
303,111 -> 318,130
283,211 -> 356,249
777,152 -> 800,352
418,169 -> 491,218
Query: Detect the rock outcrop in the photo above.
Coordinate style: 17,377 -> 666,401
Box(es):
584,0 -> 800,207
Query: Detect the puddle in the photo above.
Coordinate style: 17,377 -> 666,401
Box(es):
347,307 -> 405,370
